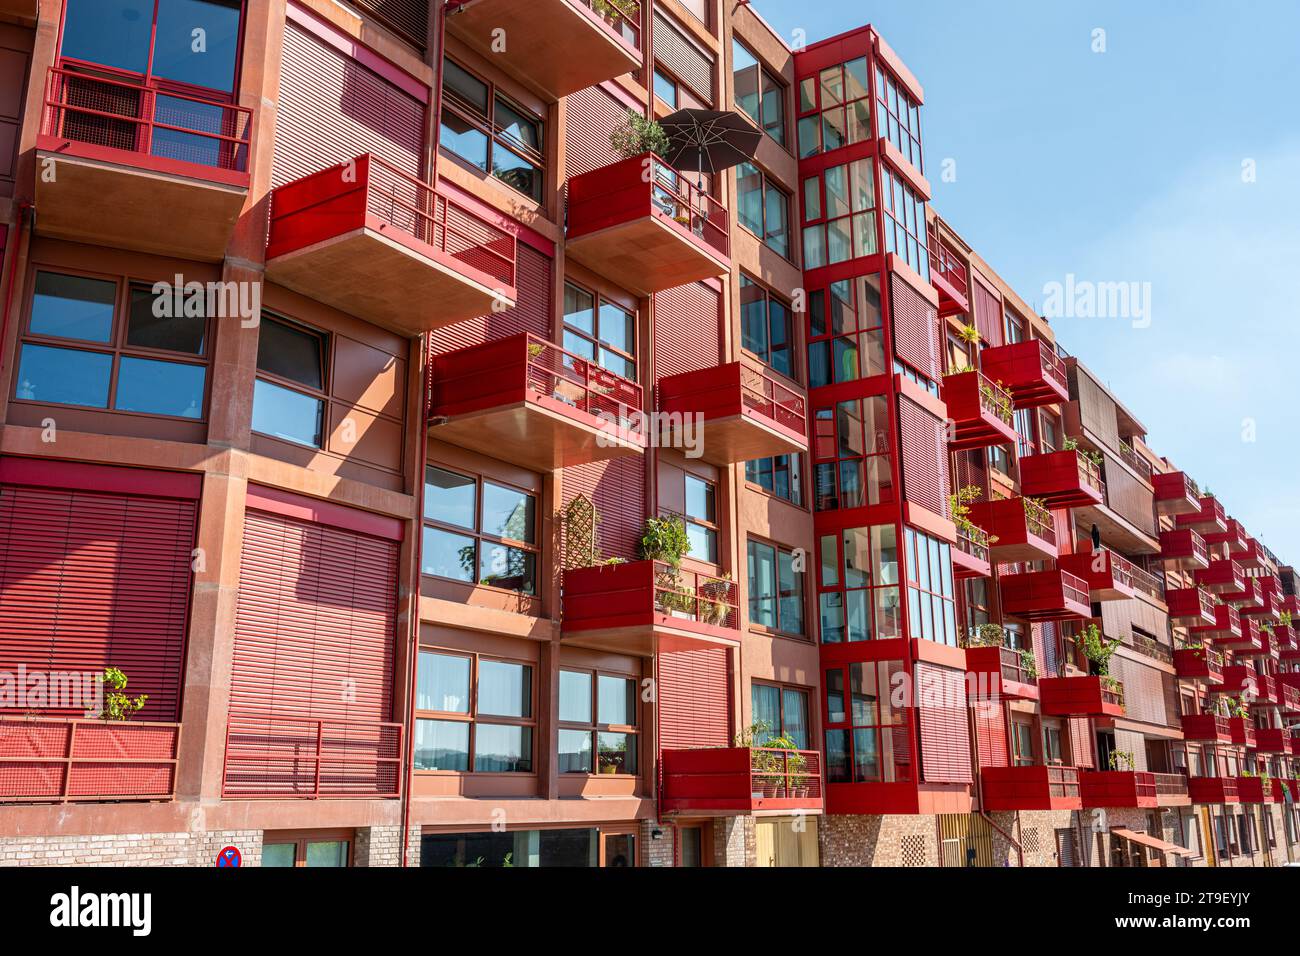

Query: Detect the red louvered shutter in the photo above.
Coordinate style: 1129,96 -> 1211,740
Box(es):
916,662 -> 972,783
658,645 -> 731,749
970,275 -> 1004,349
0,482 -> 197,722
562,458 -> 646,562
272,21 -> 425,189
952,448 -> 989,500
343,0 -> 428,51
429,244 -> 553,355
898,396 -> 949,520
654,282 -> 720,379
974,703 -> 1008,769
229,508 -> 398,724
1069,717 -> 1095,768
890,273 -> 939,380
564,85 -> 630,179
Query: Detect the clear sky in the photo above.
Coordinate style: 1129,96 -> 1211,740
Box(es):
752,0 -> 1300,562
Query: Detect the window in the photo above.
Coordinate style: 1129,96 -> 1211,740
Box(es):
563,281 -> 636,381
747,539 -> 805,636
440,58 -> 544,201
733,41 -> 785,146
818,524 -> 901,643
806,276 -> 885,389
422,466 -> 538,595
736,162 -> 790,257
797,56 -> 871,159
1043,723 -> 1064,765
558,669 -> 639,775
414,651 -> 534,773
15,271 -> 209,420
261,835 -> 351,868
251,315 -> 327,446
745,453 -> 803,506
654,68 -> 679,108
813,395 -> 893,512
683,475 -> 718,563
824,660 -> 908,783
880,163 -> 929,282
751,683 -> 810,748
1012,720 -> 1035,766
874,61 -> 922,172
802,158 -> 877,269
962,578 -> 992,634
739,275 -> 794,377
905,528 -> 957,647
1039,410 -> 1061,453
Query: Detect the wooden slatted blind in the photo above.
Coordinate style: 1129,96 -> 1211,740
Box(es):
652,11 -> 714,104
564,85 -> 631,179
343,0 -> 428,51
970,274 -> 1003,349
974,703 -> 1008,769
561,458 -> 646,563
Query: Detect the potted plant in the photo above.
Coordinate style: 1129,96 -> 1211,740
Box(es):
609,111 -> 671,161
591,0 -> 638,22
1062,436 -> 1104,467
1075,622 -> 1120,677
96,667 -> 148,721
764,733 -> 806,798
735,722 -> 781,798
963,622 -> 1006,649
1108,750 -> 1135,772
957,323 -> 980,345
1019,648 -> 1038,680
698,572 -> 733,626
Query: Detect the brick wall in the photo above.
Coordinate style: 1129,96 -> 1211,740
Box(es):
0,829 -> 263,867
713,815 -> 754,867
353,825 -> 418,867
819,814 -> 937,867
641,819 -> 676,867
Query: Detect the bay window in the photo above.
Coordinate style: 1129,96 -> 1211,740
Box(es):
824,660 -> 908,783
813,394 -> 893,512
806,276 -> 885,389
875,62 -> 923,172
818,524 -> 902,643
905,527 -> 957,647
797,57 -> 871,159
802,158 -> 877,269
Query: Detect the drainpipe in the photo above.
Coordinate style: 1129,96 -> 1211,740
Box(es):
0,203 -> 33,378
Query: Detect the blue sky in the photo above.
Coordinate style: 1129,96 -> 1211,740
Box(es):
754,0 -> 1300,561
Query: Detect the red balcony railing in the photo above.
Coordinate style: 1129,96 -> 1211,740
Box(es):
1180,713 -> 1233,743
1159,528 -> 1209,571
1080,770 -> 1158,809
999,569 -> 1091,622
979,338 -> 1069,409
1166,587 -> 1217,626
966,496 -> 1058,564
1153,772 -> 1190,801
656,363 -> 807,465
927,227 -> 969,316
1116,439 -> 1153,481
562,559 -> 740,641
41,65 -> 252,180
952,525 -> 993,579
1174,646 -> 1224,684
1018,449 -> 1105,509
1176,494 -> 1227,534
740,364 -> 806,436
963,644 -> 1039,699
222,716 -> 402,799
1251,727 -> 1291,754
1152,470 -> 1201,516
941,370 -> 1018,450
1196,558 -> 1246,595
1039,676 -> 1125,717
0,716 -> 180,803
660,746 -> 823,813
982,765 -> 1082,811
1188,776 -> 1240,804
1059,546 -> 1138,602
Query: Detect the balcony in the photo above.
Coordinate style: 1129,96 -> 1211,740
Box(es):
1233,537 -> 1267,571
1159,528 -> 1210,572
1272,679 -> 1300,716
1238,578 -> 1281,624
979,339 -> 1069,409
1251,727 -> 1291,754
1018,449 -> 1104,509
1058,547 -> 1139,602
1195,558 -> 1246,595
940,371 -> 1018,450
1080,771 -> 1158,809
1205,516 -> 1247,552
1233,625 -> 1275,659
567,153 -> 730,295
35,66 -> 252,262
221,716 -> 402,799
1216,665 -> 1259,700
1215,616 -> 1261,653
1235,776 -> 1269,804
0,716 -> 179,804
1039,676 -> 1125,718
981,765 -> 1082,812
1175,495 -> 1227,535
1188,776 -> 1240,804
966,497 -> 1058,564
445,0 -> 643,101
952,526 -> 993,579
1228,716 -> 1256,749
561,560 -> 738,655
1166,587 -> 1217,627
963,644 -> 1039,700
657,363 -> 807,467
1152,471 -> 1202,516
927,231 -> 969,316
1180,713 -> 1233,744
660,747 -> 823,814
1153,772 -> 1191,807
1173,646 -> 1224,685
266,154 -> 518,334
999,569 -> 1092,623
1279,624 -> 1300,660
428,333 -> 645,471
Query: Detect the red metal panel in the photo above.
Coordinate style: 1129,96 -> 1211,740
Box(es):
429,244 -> 553,356
974,702 -> 1008,769
0,483 -> 196,722
272,21 -> 424,189
658,645 -> 731,750
916,662 -> 972,783
890,273 -> 939,380
561,457 -> 646,562
564,84 -> 629,179
1069,717 -> 1095,768
654,282 -> 721,379
898,396 -> 949,520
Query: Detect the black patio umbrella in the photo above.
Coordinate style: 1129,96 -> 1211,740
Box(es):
659,108 -> 762,185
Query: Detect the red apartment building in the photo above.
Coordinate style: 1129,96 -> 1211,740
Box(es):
0,0 -> 1294,867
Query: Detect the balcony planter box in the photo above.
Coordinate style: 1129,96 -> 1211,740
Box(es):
978,339 -> 1069,409
981,765 -> 1081,812
1080,770 -> 1158,809
998,569 -> 1091,623
1018,450 -> 1104,509
1188,777 -> 1240,804
657,362 -> 807,466
567,152 -> 730,295
445,0 -> 643,100
963,645 -> 1038,700
966,497 -> 1058,564
1159,528 -> 1210,572
1039,676 -> 1125,718
1153,471 -> 1202,516
1059,548 -> 1138,602
428,333 -> 646,471
1176,495 -> 1227,534
1195,559 -> 1246,595
1165,587 -> 1216,626
940,371 -> 1018,450
1180,714 -> 1233,743
660,746 -> 823,814
1173,647 -> 1224,685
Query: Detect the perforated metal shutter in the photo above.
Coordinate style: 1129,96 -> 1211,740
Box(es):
890,274 -> 939,381
0,485 -> 196,722
654,282 -> 720,379
971,275 -> 1004,349
898,396 -> 949,520
429,244 -> 553,356
343,0 -> 428,50
658,645 -> 731,750
916,662 -> 972,783
561,458 -> 646,563
229,508 -> 398,723
565,85 -> 630,178
272,21 -> 425,188
652,11 -> 714,104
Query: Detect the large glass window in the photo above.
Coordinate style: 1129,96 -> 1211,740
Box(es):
422,466 -> 538,595
806,276 -> 885,389
683,475 -> 718,563
736,162 -> 790,258
905,528 -> 957,647
747,539 -> 805,636
252,316 -> 325,447
751,683 -> 810,749
441,58 -> 544,201
818,525 -> 901,643
802,158 -> 877,269
563,282 -> 636,382
15,271 -> 208,419
875,61 -> 923,172
558,669 -> 639,775
880,163 -> 930,282
797,56 -> 871,159
812,394 -> 893,512
824,660 -> 908,783
744,453 -> 802,506
739,275 -> 794,378
733,40 -> 785,146
414,651 -> 534,773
